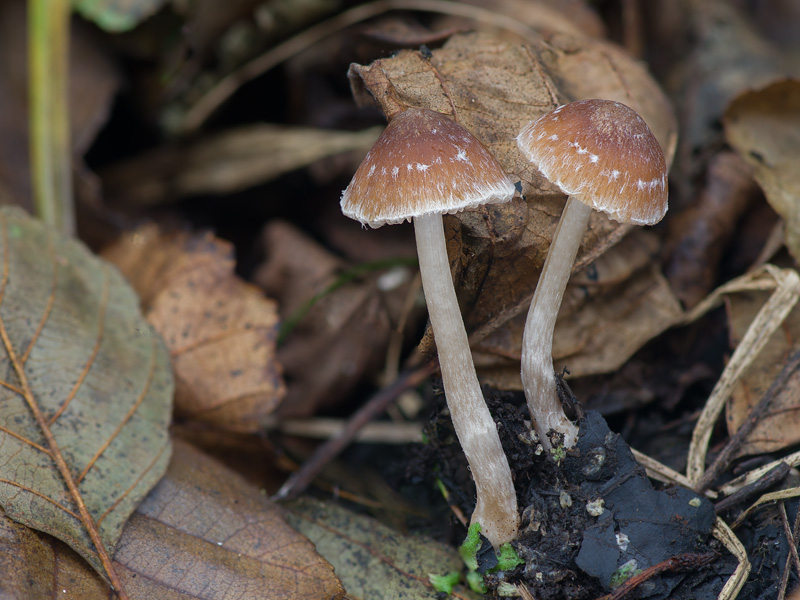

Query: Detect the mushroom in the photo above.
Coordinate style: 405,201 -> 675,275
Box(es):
516,99 -> 668,451
341,108 -> 519,547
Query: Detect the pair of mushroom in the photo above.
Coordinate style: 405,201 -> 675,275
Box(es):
340,100 -> 668,549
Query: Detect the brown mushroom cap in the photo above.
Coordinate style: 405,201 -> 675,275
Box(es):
341,108 -> 515,228
516,99 -> 668,226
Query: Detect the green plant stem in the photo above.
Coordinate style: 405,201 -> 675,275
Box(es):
29,0 -> 75,235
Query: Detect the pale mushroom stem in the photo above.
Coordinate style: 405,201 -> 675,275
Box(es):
414,212 -> 519,548
521,196 -> 589,451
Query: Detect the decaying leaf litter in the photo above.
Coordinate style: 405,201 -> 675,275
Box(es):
2,0 -> 800,598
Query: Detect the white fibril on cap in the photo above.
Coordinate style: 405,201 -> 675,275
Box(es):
341,108 -> 519,548
516,99 -> 669,451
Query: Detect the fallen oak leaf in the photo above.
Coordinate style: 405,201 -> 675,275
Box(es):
103,225 -> 285,431
0,207 -> 173,592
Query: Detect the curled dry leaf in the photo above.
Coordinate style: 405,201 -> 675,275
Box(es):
724,79 -> 800,262
347,30 -> 677,357
0,207 -> 173,582
286,498 -> 476,600
725,290 -> 800,457
255,220 -> 418,417
0,441 -> 345,600
100,124 -> 383,206
103,225 -> 285,431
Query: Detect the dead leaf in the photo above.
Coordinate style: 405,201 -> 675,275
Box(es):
100,124 -> 383,206
668,0 -> 800,205
457,0 -> 606,39
725,289 -> 800,457
286,497 -> 478,600
113,440 -> 344,599
103,225 -> 285,431
0,509 -> 112,599
724,78 -> 800,262
348,30 -> 677,352
254,220 -> 419,417
664,152 -> 758,308
0,440 -> 345,599
474,231 -> 683,388
0,207 -> 173,582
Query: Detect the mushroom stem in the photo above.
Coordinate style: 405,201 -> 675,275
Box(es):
414,212 -> 519,548
521,196 -> 589,451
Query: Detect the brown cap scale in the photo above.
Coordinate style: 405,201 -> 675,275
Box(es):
341,108 -> 519,548
516,99 -> 668,451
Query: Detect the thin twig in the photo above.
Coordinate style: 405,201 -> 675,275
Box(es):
594,552 -> 718,600
273,359 -> 437,500
780,501 -> 800,581
715,462 -> 790,513
777,502 -> 800,600
698,349 -> 800,492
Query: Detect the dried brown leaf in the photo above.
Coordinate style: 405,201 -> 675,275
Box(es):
725,78 -> 800,262
348,30 -> 677,356
104,225 -> 285,431
668,1 -> 800,205
474,231 -> 683,388
100,125 -> 382,206
255,220 -> 419,417
725,289 -> 800,457
664,152 -> 758,308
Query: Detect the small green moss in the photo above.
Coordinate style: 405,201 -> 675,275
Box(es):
610,560 -> 642,589
458,522 -> 482,571
428,571 -> 460,594
496,543 -> 524,571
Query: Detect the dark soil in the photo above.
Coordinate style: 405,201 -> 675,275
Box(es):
410,387 -> 729,599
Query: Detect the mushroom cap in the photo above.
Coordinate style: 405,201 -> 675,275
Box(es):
341,108 -> 515,228
516,99 -> 668,225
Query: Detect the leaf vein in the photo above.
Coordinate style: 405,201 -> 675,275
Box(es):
0,477 -> 79,520
0,424 -> 52,455
78,335 -> 159,485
